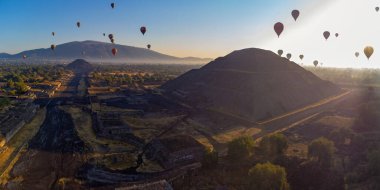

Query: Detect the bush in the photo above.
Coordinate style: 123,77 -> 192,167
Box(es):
247,162 -> 290,190
227,136 -> 255,161
259,133 -> 288,160
308,137 -> 335,169
368,150 -> 380,175
202,149 -> 219,169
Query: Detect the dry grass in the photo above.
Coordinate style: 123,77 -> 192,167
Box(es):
315,115 -> 354,128
212,127 -> 261,144
0,107 -> 47,185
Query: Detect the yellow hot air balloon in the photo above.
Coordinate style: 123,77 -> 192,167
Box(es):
364,46 -> 374,60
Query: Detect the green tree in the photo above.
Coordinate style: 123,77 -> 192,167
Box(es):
259,133 -> 288,160
0,97 -> 10,108
308,137 -> 336,169
247,162 -> 290,190
7,79 -> 14,88
228,136 -> 255,161
202,149 -> 219,169
368,150 -> 380,175
15,81 -> 29,94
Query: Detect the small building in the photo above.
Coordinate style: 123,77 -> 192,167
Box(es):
145,135 -> 205,169
0,101 -> 38,147
92,111 -> 144,148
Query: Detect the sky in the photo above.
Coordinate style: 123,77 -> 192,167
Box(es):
0,0 -> 380,68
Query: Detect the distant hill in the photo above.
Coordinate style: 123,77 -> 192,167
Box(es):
162,48 -> 342,121
0,41 -> 212,64
66,59 -> 93,73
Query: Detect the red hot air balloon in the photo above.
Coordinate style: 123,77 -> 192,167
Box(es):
323,31 -> 330,40
274,22 -> 284,38
140,27 -> 147,35
292,10 -> 300,21
112,48 -> 118,56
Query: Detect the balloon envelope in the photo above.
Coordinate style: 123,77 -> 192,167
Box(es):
299,55 -> 304,60
111,3 -> 115,9
274,22 -> 284,37
291,10 -> 300,21
51,44 -> 56,51
313,60 -> 318,67
286,53 -> 292,59
355,52 -> 360,58
147,44 -> 151,49
52,32 -> 55,36
77,22 -> 80,28
277,50 -> 283,56
112,48 -> 118,56
364,46 -> 374,60
323,31 -> 330,40
140,27 -> 147,35
376,7 -> 379,12
335,33 -> 339,37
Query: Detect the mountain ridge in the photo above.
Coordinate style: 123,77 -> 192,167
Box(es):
0,40 -> 212,64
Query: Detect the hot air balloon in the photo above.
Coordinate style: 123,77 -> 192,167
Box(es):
355,52 -> 360,58
274,22 -> 284,37
364,46 -> 374,60
111,3 -> 115,9
52,32 -> 55,36
147,44 -> 151,49
286,53 -> 292,60
77,21 -> 81,28
111,39 -> 115,44
335,33 -> 339,38
313,60 -> 318,67
108,34 -> 114,40
292,10 -> 300,21
277,50 -> 284,56
323,31 -> 330,40
299,55 -> 304,60
140,27 -> 147,35
376,7 -> 379,12
51,44 -> 56,51
103,33 -> 106,37
112,48 -> 118,56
